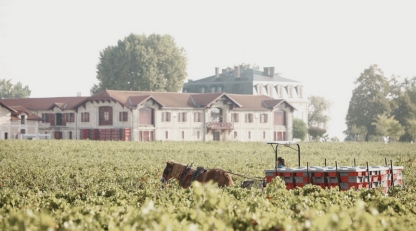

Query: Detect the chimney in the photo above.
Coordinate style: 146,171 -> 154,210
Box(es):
234,66 -> 240,78
270,67 -> 275,77
215,67 -> 219,77
263,67 -> 270,76
77,92 -> 81,97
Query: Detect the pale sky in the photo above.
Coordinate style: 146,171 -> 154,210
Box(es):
1,0 -> 416,140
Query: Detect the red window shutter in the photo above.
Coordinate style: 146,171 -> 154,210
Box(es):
49,113 -> 55,126
167,112 -> 171,122
62,113 -> 67,126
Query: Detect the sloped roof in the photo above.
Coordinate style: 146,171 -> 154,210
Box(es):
226,94 -> 296,111
0,97 -> 88,111
0,90 -> 296,112
184,68 -> 299,85
9,106 -> 42,121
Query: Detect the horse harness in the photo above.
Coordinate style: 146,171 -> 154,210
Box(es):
179,165 -> 207,187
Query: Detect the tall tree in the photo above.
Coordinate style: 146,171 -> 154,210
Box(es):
308,96 -> 331,128
407,119 -> 416,142
307,95 -> 331,141
91,33 -> 187,95
389,76 -> 416,141
0,79 -> 31,99
346,65 -> 391,141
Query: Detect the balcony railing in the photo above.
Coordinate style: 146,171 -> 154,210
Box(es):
206,122 -> 233,132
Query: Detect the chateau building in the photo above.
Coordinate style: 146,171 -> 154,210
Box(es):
0,90 -> 296,142
183,66 -> 308,126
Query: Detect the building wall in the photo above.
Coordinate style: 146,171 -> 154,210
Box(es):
0,97 -> 294,142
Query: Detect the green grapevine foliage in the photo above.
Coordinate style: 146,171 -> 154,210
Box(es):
0,140 -> 415,230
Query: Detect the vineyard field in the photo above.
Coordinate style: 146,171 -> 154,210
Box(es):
0,140 -> 415,230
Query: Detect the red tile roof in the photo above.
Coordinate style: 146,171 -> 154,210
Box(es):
0,90 -> 296,112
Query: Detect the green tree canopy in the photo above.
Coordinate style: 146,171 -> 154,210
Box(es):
389,76 -> 416,141
308,96 -> 331,128
0,79 -> 31,99
307,127 -> 327,142
371,114 -> 405,142
346,65 -> 391,141
91,33 -> 187,95
407,119 -> 416,142
293,118 -> 307,141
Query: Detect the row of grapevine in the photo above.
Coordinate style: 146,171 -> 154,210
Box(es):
0,140 -> 415,230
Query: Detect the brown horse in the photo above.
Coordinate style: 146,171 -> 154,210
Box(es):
160,161 -> 234,188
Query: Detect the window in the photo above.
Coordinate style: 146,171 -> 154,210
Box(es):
232,113 -> 239,122
263,131 -> 266,139
178,112 -> 187,122
197,131 -> 200,139
248,131 -> 251,139
68,113 -> 75,122
56,113 -> 66,126
139,107 -> 154,125
274,111 -> 285,126
81,112 -> 90,122
21,115 -> 26,125
274,131 -> 286,141
182,131 -> 185,139
162,112 -> 171,122
69,131 -> 72,139
213,131 -> 220,141
245,113 -> 253,123
119,111 -> 128,122
211,108 -> 222,122
194,112 -> 202,122
260,114 -> 268,123
165,131 -> 169,139
42,113 -> 50,122
99,106 -> 113,126
234,131 -> 237,139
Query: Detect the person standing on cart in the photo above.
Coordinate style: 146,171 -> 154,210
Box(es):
276,157 -> 285,168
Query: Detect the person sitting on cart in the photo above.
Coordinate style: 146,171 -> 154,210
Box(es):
276,157 -> 285,168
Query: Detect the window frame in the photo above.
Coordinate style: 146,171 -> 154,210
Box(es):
119,111 -> 128,122
81,112 -> 90,122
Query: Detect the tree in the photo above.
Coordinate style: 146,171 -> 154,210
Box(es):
346,65 -> 391,141
307,96 -> 331,141
348,124 -> 367,142
407,119 -> 416,142
235,63 -> 260,70
308,96 -> 331,128
0,79 -> 31,99
293,118 -> 307,141
307,127 -> 327,142
372,114 -> 405,142
91,33 -> 187,95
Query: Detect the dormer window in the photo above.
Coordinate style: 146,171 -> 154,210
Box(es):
21,115 -> 26,125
